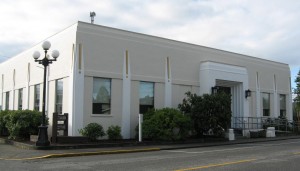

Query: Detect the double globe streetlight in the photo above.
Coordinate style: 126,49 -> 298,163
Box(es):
33,41 -> 59,146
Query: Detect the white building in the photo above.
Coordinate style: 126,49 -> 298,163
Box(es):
0,21 -> 293,139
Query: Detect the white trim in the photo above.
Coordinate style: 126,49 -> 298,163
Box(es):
165,57 -> 172,107
121,50 -> 131,139
273,75 -> 278,118
256,72 -> 261,117
68,43 -> 84,136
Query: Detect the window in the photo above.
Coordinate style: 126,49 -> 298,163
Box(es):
18,88 -> 23,110
262,93 -> 270,116
139,81 -> 154,114
5,92 -> 9,110
279,94 -> 286,117
55,79 -> 63,114
93,78 -> 111,114
34,84 -> 40,111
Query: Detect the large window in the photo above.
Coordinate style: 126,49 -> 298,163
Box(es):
55,79 -> 63,114
262,93 -> 270,116
93,78 -> 111,114
34,84 -> 40,111
18,88 -> 23,110
139,81 -> 154,114
279,94 -> 286,117
5,92 -> 9,110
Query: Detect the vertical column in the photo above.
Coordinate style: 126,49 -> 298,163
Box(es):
121,50 -> 131,139
288,77 -> 293,120
233,86 -> 238,117
26,63 -> 30,109
242,83 -> 249,118
12,69 -> 15,110
68,43 -> 84,136
256,72 -> 261,117
273,75 -> 278,118
165,57 -> 172,107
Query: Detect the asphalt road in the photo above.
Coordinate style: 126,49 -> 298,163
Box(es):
1,139 -> 300,171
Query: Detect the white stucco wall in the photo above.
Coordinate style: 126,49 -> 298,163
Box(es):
0,21 -> 293,139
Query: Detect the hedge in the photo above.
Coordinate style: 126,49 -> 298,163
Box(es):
0,110 -> 44,140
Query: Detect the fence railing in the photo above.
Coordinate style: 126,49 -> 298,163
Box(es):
232,117 -> 300,133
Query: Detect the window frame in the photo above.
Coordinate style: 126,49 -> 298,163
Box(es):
139,81 -> 155,114
92,77 -> 112,115
55,79 -> 63,114
34,84 -> 40,111
18,88 -> 23,110
262,92 -> 270,117
279,94 -> 286,117
5,91 -> 9,110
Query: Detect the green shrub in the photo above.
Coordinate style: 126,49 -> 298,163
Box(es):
178,92 -> 232,137
250,130 -> 266,138
107,125 -> 122,140
0,110 -> 9,136
3,110 -> 43,140
142,108 -> 191,141
79,123 -> 105,141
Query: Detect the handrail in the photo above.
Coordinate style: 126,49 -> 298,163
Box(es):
232,117 -> 300,132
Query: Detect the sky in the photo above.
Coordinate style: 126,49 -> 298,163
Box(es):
0,0 -> 299,89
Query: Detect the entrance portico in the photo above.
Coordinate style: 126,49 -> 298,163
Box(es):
199,61 -> 250,118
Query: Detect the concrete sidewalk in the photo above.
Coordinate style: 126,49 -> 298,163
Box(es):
1,136 -> 300,160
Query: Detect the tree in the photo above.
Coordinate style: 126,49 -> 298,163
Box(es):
178,92 -> 232,137
294,69 -> 300,122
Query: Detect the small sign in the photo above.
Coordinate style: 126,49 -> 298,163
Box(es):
52,113 -> 68,143
58,115 -> 67,121
57,124 -> 66,130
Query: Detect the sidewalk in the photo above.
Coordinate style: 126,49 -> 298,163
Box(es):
1,136 -> 300,160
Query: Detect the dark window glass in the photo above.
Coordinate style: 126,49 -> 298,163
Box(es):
280,94 -> 286,117
262,93 -> 270,116
34,84 -> 40,111
93,78 -> 111,114
55,79 -> 63,114
5,92 -> 9,110
139,82 -> 154,114
18,88 -> 23,110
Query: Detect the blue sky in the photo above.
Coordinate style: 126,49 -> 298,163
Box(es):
0,0 -> 299,88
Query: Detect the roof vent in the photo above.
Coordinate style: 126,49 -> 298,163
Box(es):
90,12 -> 96,24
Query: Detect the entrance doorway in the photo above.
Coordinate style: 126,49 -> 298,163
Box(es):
216,80 -> 243,119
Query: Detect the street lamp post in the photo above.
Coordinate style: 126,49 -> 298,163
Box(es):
33,41 -> 59,146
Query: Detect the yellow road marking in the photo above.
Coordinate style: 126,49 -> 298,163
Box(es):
0,148 -> 160,161
174,159 -> 257,171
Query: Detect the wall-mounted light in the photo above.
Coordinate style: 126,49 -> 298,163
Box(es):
211,86 -> 219,94
245,89 -> 251,98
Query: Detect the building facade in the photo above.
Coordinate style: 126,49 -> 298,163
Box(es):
0,21 -> 293,139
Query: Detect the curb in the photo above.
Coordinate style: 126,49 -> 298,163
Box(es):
1,148 -> 161,160
1,136 -> 300,160
160,136 -> 300,150
42,148 -> 161,158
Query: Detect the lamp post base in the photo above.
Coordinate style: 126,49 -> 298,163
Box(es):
36,125 -> 50,146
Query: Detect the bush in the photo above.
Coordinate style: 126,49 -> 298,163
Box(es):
3,110 -> 43,140
79,123 -> 105,141
142,108 -> 191,141
178,92 -> 232,137
107,125 -> 122,140
0,110 -> 9,136
250,130 -> 266,138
